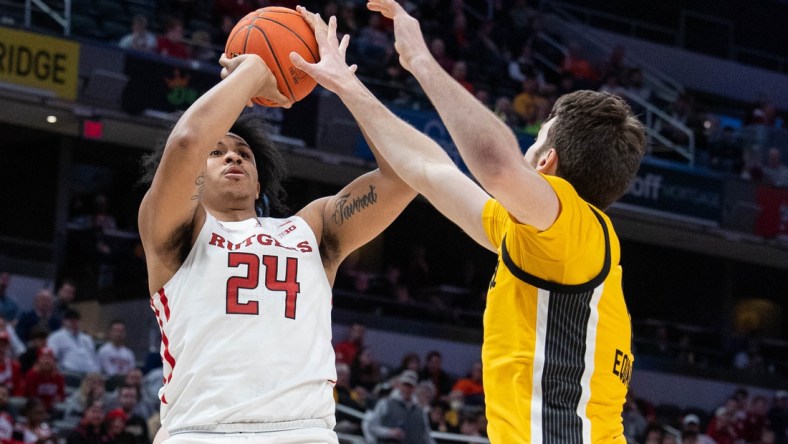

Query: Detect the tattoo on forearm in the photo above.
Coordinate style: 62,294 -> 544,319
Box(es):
332,185 -> 378,225
191,172 -> 205,200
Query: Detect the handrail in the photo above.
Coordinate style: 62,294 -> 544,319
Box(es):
336,404 -> 491,443
543,0 -> 787,74
541,0 -> 684,100
614,88 -> 695,164
24,0 -> 71,35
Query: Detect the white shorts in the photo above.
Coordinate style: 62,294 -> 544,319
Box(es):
164,428 -> 339,444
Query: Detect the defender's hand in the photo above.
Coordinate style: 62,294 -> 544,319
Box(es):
289,7 -> 358,95
366,0 -> 430,72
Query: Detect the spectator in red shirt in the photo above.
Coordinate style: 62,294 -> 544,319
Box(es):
0,385 -> 15,442
451,361 -> 483,405
0,333 -> 23,396
741,396 -> 769,443
334,323 -> 366,366
157,18 -> 191,60
23,347 -> 65,413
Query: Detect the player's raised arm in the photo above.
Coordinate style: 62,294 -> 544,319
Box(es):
138,54 -> 289,292
291,10 -> 494,253
367,0 -> 559,230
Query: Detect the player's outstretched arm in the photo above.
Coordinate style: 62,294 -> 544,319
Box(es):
138,54 -> 289,292
367,0 -> 558,230
291,9 -> 494,254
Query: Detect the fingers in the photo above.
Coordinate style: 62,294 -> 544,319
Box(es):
296,5 -> 316,31
289,52 -> 308,71
338,33 -> 350,59
270,91 -> 292,109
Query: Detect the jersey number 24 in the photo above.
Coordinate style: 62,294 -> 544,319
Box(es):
226,252 -> 300,319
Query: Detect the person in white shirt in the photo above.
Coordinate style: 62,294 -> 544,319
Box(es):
46,309 -> 99,374
97,320 -> 136,379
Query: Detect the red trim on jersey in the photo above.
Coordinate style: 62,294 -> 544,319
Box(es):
158,288 -> 171,321
161,393 -> 168,404
150,293 -> 176,383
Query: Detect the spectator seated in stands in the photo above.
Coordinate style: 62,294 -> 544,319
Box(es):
458,411 -> 485,440
0,386 -> 15,441
429,37 -> 454,74
19,326 -> 49,375
117,369 -> 155,420
0,332 -> 23,396
451,361 -> 484,406
395,352 -> 421,377
63,372 -> 113,424
190,30 -> 217,64
493,96 -> 522,129
119,15 -> 158,53
110,384 -> 150,444
97,320 -> 137,384
622,392 -> 648,443
364,370 -> 433,444
333,363 -> 366,435
53,279 -> 77,321
354,14 -> 393,76
104,408 -> 136,444
334,323 -> 366,366
419,350 -> 455,399
561,42 -> 599,87
512,78 -> 548,129
23,347 -> 65,414
47,309 -> 100,375
16,289 -> 60,343
681,414 -> 716,444
0,272 -> 19,324
0,317 -> 25,358
763,147 -> 788,187
156,17 -> 191,60
740,145 -> 764,182
350,347 -> 382,394
13,398 -> 55,444
427,400 -> 456,434
66,400 -> 108,444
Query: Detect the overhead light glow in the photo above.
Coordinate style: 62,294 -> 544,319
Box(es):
46,115 -> 57,123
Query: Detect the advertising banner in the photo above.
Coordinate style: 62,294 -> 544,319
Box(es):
620,159 -> 724,222
0,27 -> 80,100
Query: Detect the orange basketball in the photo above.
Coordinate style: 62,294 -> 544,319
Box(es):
225,7 -> 319,107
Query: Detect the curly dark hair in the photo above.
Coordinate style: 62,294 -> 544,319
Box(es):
139,110 -> 288,215
542,90 -> 646,209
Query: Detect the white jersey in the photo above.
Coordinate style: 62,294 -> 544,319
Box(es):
150,213 -> 337,434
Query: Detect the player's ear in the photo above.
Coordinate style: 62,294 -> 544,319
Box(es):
535,148 -> 558,175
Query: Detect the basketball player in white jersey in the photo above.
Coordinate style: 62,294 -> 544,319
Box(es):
138,49 -> 416,443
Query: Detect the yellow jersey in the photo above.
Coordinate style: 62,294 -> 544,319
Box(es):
481,174 -> 632,443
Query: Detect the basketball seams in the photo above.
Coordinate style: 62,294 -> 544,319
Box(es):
226,7 -> 318,106
225,19 -> 253,55
251,24 -> 296,103
257,17 -> 319,63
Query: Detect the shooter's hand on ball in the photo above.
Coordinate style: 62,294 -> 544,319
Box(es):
219,54 -> 292,108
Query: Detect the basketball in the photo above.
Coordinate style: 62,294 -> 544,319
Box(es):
225,7 -> 319,107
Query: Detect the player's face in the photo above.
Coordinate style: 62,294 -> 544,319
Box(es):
524,117 -> 555,169
204,134 -> 260,208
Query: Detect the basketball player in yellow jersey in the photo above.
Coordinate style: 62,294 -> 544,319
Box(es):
292,5 -> 645,443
